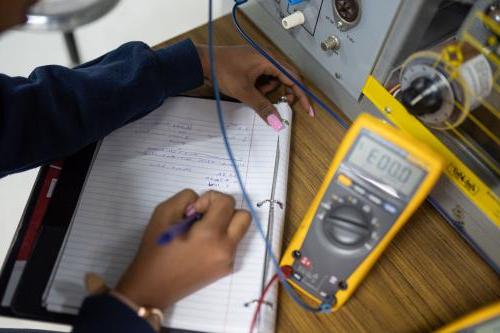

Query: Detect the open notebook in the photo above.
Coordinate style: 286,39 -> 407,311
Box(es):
43,96 -> 292,333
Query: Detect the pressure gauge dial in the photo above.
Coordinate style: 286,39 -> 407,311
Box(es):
399,62 -> 457,128
399,52 -> 474,129
399,49 -> 494,130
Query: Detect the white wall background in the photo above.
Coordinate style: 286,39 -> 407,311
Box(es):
0,0 -> 232,329
0,0 -> 234,76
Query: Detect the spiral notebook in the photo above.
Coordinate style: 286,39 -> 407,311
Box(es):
42,96 -> 293,333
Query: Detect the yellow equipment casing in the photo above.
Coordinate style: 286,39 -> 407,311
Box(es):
281,113 -> 443,311
436,302 -> 500,332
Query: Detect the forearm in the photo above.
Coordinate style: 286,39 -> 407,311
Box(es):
0,39 -> 204,178
194,44 -> 210,80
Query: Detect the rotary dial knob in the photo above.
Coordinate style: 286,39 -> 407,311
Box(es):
323,204 -> 372,248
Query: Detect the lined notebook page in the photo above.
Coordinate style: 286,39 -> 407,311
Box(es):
43,97 -> 292,333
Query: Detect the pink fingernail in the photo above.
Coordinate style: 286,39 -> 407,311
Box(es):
267,114 -> 284,132
308,107 -> 315,117
185,204 -> 196,217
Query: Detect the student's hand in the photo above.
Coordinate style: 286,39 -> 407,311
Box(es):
115,189 -> 251,310
195,44 -> 313,131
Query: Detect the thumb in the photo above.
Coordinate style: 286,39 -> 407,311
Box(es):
245,88 -> 284,132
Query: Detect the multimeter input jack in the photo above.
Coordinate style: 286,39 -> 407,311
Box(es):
338,281 -> 348,290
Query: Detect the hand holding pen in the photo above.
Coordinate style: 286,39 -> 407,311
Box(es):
157,209 -> 203,245
115,189 -> 251,311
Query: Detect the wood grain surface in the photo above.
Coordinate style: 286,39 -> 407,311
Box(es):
156,13 -> 500,333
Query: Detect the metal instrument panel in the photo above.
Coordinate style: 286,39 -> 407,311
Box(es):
255,0 -> 402,99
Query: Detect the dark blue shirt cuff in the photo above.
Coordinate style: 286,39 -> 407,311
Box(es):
72,294 -> 155,333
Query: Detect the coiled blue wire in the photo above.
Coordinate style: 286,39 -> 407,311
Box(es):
232,0 -> 349,130
208,0 -> 333,313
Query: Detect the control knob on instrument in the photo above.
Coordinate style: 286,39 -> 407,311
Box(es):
323,204 -> 372,248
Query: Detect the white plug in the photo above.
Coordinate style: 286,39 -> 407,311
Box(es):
281,11 -> 305,30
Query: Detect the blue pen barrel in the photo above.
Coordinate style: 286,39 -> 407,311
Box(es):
157,213 -> 203,245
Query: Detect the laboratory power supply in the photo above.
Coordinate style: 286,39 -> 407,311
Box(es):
242,0 -> 500,272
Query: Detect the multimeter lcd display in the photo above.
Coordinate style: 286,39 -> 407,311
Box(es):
348,134 -> 426,196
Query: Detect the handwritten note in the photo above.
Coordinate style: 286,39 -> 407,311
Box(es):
43,97 -> 292,333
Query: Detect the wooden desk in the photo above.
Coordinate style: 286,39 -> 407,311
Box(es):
157,14 -> 500,333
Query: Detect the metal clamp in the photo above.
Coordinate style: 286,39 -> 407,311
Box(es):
244,299 -> 274,309
256,199 -> 284,209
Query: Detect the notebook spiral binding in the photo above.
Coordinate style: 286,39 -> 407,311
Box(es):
245,108 -> 290,315
256,199 -> 283,209
243,299 -> 274,309
248,196 -> 282,311
246,136 -> 284,311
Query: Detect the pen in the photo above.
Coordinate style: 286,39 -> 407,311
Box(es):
157,212 -> 203,245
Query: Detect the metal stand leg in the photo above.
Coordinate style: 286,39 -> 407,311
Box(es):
63,31 -> 81,66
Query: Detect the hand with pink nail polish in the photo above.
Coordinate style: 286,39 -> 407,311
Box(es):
267,114 -> 284,132
195,44 -> 315,130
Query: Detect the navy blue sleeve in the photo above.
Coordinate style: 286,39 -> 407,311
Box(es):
0,39 -> 204,177
72,294 -> 155,333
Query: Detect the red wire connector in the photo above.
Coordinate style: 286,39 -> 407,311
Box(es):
249,266 -> 294,333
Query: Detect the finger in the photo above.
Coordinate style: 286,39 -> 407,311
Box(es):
242,88 -> 284,132
290,83 -> 315,117
227,210 -> 251,245
192,190 -> 236,233
152,189 -> 199,228
285,87 -> 295,105
275,67 -> 312,114
257,79 -> 280,95
255,74 -> 276,87
261,64 -> 313,116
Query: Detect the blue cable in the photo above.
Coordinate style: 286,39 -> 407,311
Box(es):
232,0 -> 349,130
208,0 -> 332,313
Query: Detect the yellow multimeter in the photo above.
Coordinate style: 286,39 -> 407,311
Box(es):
436,302 -> 500,333
281,113 -> 443,311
